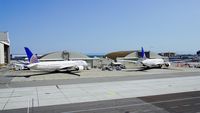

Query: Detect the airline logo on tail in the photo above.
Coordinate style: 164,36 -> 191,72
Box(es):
24,47 -> 39,64
141,47 -> 146,59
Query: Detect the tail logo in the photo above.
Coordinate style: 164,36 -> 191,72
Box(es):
24,47 -> 39,64
30,55 -> 39,63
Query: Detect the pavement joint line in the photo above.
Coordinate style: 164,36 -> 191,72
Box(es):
36,87 -> 40,106
2,89 -> 15,110
27,98 -> 30,113
56,85 -> 68,100
56,85 -> 60,89
64,95 -> 200,113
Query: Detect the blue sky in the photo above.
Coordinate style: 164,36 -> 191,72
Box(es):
0,0 -> 200,55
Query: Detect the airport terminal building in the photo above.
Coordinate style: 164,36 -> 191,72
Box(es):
0,32 -> 10,65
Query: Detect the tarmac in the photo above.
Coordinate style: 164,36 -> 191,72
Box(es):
1,67 -> 199,82
0,67 -> 200,113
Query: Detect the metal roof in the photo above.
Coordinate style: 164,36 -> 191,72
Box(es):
40,51 -> 90,61
105,50 -> 163,60
105,51 -> 135,60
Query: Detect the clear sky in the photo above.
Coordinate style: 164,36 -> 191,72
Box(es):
0,0 -> 200,55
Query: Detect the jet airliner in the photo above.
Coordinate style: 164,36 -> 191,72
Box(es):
140,47 -> 170,68
24,47 -> 88,72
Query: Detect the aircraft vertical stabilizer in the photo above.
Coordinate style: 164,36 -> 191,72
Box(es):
24,47 -> 39,64
141,47 -> 146,59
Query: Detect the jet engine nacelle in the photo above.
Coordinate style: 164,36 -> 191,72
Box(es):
75,66 -> 84,71
164,62 -> 170,67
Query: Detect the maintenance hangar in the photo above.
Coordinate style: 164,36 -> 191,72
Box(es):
105,50 -> 165,68
0,32 -> 10,65
39,51 -> 100,68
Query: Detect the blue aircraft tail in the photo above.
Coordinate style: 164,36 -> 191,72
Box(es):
141,47 -> 146,59
24,47 -> 39,64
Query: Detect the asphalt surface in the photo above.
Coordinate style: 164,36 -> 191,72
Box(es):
1,91 -> 200,113
139,91 -> 200,113
1,68 -> 200,113
1,69 -> 200,88
0,68 -> 12,85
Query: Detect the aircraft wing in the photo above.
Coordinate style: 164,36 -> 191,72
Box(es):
16,60 -> 29,65
59,65 -> 78,72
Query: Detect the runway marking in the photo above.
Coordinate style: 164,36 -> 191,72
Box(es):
64,96 -> 200,113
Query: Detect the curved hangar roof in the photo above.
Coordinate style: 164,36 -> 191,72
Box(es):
105,51 -> 135,60
105,50 -> 162,60
40,51 -> 90,61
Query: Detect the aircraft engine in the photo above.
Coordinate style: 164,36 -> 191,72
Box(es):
164,62 -> 170,67
75,66 -> 84,71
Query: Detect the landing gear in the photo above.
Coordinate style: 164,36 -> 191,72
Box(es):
158,64 -> 162,68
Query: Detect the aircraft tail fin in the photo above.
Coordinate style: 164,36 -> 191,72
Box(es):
24,47 -> 39,64
141,47 -> 146,59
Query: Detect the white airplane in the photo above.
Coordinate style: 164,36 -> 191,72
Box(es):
140,47 -> 170,68
24,47 -> 88,72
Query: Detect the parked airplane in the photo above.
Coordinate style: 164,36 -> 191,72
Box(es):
140,47 -> 170,68
122,47 -> 171,72
24,47 -> 88,72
